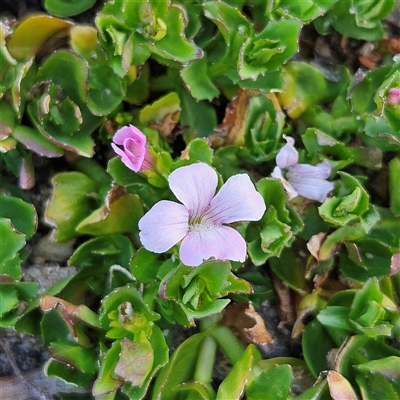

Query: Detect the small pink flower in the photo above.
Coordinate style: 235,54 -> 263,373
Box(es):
112,125 -> 155,172
138,163 -> 266,267
387,88 -> 400,106
272,136 -> 334,202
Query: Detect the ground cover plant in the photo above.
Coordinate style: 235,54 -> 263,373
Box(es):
1,0 -> 400,399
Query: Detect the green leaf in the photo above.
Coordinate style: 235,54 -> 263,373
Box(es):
267,0 -> 337,22
100,285 -> 160,329
319,172 -> 370,227
0,219 -> 25,279
356,370 -> 400,400
0,195 -> 37,239
243,93 -> 285,162
246,364 -> 292,400
173,139 -> 214,168
0,286 -> 19,317
12,125 -> 64,157
181,56 -> 219,101
334,335 -> 400,380
160,263 -> 232,322
93,341 -> 124,396
152,5 -> 202,63
45,172 -> 98,241
341,238 -> 393,282
29,50 -> 100,156
0,280 -> 38,326
239,19 -> 301,80
302,319 -> 336,377
216,344 -> 260,400
178,84 -> 217,138
130,247 -> 162,283
389,157 -> 400,217
277,62 -> 329,118
69,234 -> 134,269
176,381 -> 212,400
45,358 -> 94,387
49,341 -> 98,374
302,128 -> 382,170
247,178 -> 296,264
44,0 -> 96,17
123,325 -> 169,399
153,332 -> 206,399
317,306 -> 354,332
0,100 -> 15,138
294,379 -> 329,400
77,193 -> 143,236
269,248 -> 308,293
203,1 -> 251,49
87,64 -> 126,116
349,278 -> 382,321
7,15 -> 72,61
314,0 -> 395,41
115,337 -> 153,386
140,92 -> 181,127
354,356 -> 400,381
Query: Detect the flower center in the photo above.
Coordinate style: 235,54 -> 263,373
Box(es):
188,217 -> 218,233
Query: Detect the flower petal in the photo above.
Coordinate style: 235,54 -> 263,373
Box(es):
179,225 -> 247,267
139,200 -> 189,253
271,166 -> 298,200
276,135 -> 298,168
113,125 -> 146,145
111,143 -> 140,172
287,161 -> 334,202
168,163 -> 218,218
112,125 -> 148,172
203,173 -> 266,224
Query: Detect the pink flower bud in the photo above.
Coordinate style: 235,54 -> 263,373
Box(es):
112,125 -> 155,172
387,88 -> 400,106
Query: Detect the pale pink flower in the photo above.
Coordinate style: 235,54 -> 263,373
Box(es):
138,163 -> 266,267
387,88 -> 400,106
112,125 -> 155,172
272,135 -> 334,202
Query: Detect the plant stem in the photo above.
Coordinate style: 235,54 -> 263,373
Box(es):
193,334 -> 218,385
210,324 -> 245,365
